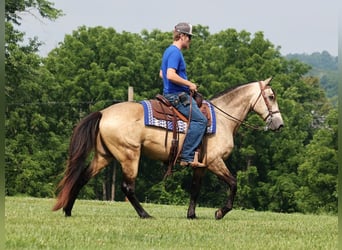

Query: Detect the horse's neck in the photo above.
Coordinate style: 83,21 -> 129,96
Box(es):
212,83 -> 258,128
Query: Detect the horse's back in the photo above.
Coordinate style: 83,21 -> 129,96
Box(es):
101,101 -> 144,122
99,102 -> 145,148
99,101 -> 174,161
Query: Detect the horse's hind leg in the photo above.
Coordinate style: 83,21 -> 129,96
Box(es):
120,159 -> 152,219
187,167 -> 206,219
63,167 -> 91,216
64,154 -> 111,216
121,179 -> 151,218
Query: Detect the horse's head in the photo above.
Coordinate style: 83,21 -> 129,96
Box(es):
251,77 -> 284,131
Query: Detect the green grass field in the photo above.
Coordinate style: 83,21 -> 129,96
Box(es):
5,197 -> 337,249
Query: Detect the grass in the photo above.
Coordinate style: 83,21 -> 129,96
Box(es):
5,197 -> 337,249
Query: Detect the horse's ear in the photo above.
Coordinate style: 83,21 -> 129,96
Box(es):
264,77 -> 273,86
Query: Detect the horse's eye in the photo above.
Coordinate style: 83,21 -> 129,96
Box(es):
269,95 -> 275,101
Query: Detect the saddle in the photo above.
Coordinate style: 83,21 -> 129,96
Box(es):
151,94 -> 212,176
150,95 -> 187,122
153,94 -> 212,126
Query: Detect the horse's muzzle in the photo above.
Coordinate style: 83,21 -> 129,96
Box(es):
275,124 -> 284,132
265,114 -> 284,132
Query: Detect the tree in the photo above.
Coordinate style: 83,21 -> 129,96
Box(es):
295,108 -> 338,213
5,0 -> 63,196
286,51 -> 338,105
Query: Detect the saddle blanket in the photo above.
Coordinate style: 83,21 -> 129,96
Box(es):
140,100 -> 216,134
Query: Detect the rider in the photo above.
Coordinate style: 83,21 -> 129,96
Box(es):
159,22 -> 207,167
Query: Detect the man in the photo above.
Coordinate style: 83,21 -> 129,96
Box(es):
159,22 -> 207,167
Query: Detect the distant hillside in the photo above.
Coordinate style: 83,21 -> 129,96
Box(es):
286,51 -> 338,106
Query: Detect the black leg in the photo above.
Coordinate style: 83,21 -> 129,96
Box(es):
215,175 -> 237,220
121,180 -> 152,218
187,168 -> 206,219
64,168 -> 91,217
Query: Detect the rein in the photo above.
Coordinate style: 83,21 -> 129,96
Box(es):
208,81 -> 278,131
209,102 -> 265,131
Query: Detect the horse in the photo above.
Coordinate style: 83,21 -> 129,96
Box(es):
52,77 -> 284,220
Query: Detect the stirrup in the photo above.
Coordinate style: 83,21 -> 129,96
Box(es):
192,152 -> 206,167
179,152 -> 206,168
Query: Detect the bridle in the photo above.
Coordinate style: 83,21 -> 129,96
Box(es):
251,81 -> 280,130
209,81 -> 280,131
252,82 -> 280,119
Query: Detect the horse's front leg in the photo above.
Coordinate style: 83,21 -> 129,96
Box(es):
208,159 -> 237,220
187,167 -> 206,219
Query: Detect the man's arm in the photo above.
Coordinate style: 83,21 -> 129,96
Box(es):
166,68 -> 197,92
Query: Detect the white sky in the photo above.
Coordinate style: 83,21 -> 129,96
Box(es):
17,0 -> 339,57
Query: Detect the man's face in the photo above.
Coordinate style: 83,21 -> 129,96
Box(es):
181,34 -> 192,50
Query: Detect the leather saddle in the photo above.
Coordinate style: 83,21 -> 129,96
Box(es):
151,94 -> 211,177
152,94 -> 212,126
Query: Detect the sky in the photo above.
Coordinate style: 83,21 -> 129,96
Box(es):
17,0 -> 339,57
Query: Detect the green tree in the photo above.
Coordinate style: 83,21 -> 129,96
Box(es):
5,0 -> 63,196
235,166 -> 259,209
295,108 -> 338,213
286,51 -> 338,105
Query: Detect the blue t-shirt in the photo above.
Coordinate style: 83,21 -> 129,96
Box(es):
161,45 -> 189,94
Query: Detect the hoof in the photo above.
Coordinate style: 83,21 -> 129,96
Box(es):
215,209 -> 223,220
187,213 -> 197,219
63,209 -> 71,217
140,213 -> 153,219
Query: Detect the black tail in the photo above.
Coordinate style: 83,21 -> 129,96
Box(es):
52,111 -> 102,211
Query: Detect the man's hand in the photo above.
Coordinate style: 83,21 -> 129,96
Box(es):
189,82 -> 198,92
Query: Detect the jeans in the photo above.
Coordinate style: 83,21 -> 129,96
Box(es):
164,92 -> 208,162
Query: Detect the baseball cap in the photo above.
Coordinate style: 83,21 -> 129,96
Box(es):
174,22 -> 194,36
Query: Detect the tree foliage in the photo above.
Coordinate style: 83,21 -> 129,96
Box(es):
5,2 -> 337,214
5,0 -> 64,197
286,51 -> 338,105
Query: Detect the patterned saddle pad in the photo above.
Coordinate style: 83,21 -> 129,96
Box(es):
140,100 -> 216,134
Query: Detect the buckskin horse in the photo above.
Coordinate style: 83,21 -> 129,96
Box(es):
52,77 -> 284,220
